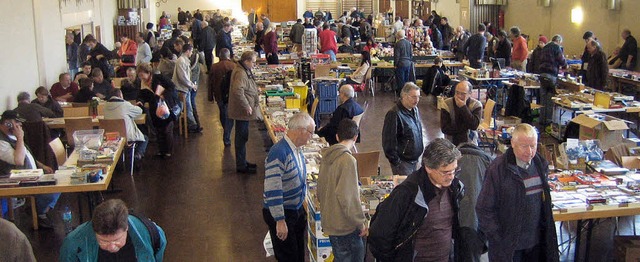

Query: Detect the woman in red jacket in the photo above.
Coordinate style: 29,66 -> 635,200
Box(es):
118,35 -> 138,68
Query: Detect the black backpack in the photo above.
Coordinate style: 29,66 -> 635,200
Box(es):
220,70 -> 233,104
129,211 -> 162,254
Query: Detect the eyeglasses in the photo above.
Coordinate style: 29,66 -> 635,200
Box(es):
96,230 -> 128,247
435,167 -> 461,176
302,128 -> 314,135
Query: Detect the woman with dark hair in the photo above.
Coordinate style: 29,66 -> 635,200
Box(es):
344,51 -> 371,85
363,38 -> 378,53
156,47 -> 176,80
135,63 -> 179,158
494,30 -> 512,67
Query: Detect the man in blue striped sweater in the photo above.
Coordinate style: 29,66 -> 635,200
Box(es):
262,112 -> 316,261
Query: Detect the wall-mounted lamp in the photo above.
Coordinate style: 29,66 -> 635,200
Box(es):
607,0 -> 619,10
540,0 -> 551,7
571,7 -> 583,24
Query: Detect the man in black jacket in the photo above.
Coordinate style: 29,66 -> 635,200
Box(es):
199,21 -> 216,71
382,83 -> 423,176
216,23 -> 233,58
477,124 -> 559,262
369,138 -> 464,261
316,85 -> 364,145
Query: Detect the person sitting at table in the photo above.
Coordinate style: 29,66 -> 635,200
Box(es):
608,46 -> 623,69
317,85 -> 364,145
32,86 -> 63,118
422,57 -> 451,98
13,92 -> 56,122
50,73 -> 80,102
343,51 -> 371,86
105,89 -> 148,162
74,62 -> 93,83
91,68 -> 114,100
120,67 -> 141,101
362,38 -> 378,53
338,37 -> 355,54
0,110 -> 59,229
59,199 -> 167,261
75,78 -> 97,103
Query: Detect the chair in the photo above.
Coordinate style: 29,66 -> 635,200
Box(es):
351,101 -> 369,153
72,102 -> 89,107
99,119 -> 136,176
352,67 -> 375,97
97,104 -> 105,116
63,107 -> 89,117
177,92 -> 188,139
64,117 -> 94,148
478,99 -> 497,153
353,151 -> 381,178
49,137 -> 67,166
310,98 -> 320,127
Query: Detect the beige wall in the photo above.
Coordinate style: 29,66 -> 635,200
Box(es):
505,0 -> 640,58
156,0 -> 246,23
0,0 -> 117,111
431,1 -> 462,29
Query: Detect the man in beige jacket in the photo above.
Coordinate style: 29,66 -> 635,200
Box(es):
317,119 -> 367,261
228,51 -> 260,174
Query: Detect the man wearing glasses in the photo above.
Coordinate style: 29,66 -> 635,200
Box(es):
263,113 -> 316,262
369,138 -> 464,261
476,124 -> 559,261
60,199 -> 167,261
441,81 -> 482,146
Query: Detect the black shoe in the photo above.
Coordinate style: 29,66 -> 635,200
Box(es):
188,127 -> 204,133
37,216 -> 54,229
246,162 -> 257,168
236,167 -> 257,174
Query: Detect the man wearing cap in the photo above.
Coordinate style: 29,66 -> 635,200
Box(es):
0,110 -> 59,228
527,36 -> 547,74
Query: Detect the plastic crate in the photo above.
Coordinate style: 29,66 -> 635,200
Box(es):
285,98 -> 301,109
318,99 -> 337,115
266,90 -> 295,97
316,82 -> 338,99
292,85 -> 309,101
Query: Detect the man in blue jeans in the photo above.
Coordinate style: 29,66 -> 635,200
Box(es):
394,30 -> 413,96
317,119 -> 367,261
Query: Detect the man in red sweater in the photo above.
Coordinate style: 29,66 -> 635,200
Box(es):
510,26 -> 528,71
319,24 -> 338,62
50,73 -> 79,102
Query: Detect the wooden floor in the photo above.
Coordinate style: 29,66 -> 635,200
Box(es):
10,83 -> 637,261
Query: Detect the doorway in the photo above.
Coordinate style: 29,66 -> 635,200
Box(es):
242,0 -> 297,22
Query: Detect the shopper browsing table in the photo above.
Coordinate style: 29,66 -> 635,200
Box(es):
263,113 -> 316,262
537,35 -> 567,127
510,26 -> 528,71
585,40 -> 609,90
208,48 -> 236,146
394,30 -> 414,96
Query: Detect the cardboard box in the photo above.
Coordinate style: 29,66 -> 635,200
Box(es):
614,236 -> 640,262
570,114 -> 628,151
496,116 -> 522,127
622,156 -> 640,169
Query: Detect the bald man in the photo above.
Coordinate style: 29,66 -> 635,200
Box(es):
440,81 -> 482,146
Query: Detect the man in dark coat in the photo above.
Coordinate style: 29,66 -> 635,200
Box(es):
316,85 -> 364,145
85,38 -> 113,79
477,124 -> 559,262
199,21 -> 217,71
586,40 -> 609,90
216,23 -> 233,58
463,24 -> 487,69
619,29 -> 638,70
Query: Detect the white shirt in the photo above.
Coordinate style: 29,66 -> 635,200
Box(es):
0,138 -> 36,169
136,42 -> 152,65
284,135 -> 303,173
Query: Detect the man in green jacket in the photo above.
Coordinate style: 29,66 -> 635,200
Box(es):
317,119 -> 368,261
59,199 -> 167,261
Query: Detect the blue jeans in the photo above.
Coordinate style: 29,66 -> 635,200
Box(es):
395,65 -> 411,95
234,120 -> 249,169
329,229 -> 365,262
323,50 -> 337,62
218,102 -> 233,145
36,193 -> 60,215
181,91 -> 198,129
134,134 -> 149,157
68,67 -> 78,79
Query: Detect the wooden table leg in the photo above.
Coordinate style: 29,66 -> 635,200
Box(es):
6,198 -> 14,221
30,196 -> 38,230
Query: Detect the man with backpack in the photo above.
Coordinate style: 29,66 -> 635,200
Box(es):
208,48 -> 236,146
59,199 -> 166,261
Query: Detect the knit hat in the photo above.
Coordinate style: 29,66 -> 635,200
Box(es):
538,35 -> 548,44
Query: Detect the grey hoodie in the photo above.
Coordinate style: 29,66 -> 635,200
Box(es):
317,143 -> 366,236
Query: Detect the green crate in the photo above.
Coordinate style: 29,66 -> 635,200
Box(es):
265,90 -> 295,97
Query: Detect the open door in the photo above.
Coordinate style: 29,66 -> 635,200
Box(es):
242,0 -> 296,22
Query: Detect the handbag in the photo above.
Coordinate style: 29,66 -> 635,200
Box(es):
156,99 -> 170,119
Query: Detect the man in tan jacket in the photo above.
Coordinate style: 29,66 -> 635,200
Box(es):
228,51 -> 260,174
317,119 -> 368,261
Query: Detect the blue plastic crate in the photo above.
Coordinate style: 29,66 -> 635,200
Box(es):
318,99 -> 337,115
316,82 -> 338,99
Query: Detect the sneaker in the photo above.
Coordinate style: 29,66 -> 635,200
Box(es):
12,198 -> 25,209
37,216 -> 54,229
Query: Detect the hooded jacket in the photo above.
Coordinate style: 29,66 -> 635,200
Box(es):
317,143 -> 366,236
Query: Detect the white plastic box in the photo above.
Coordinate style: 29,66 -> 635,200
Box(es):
73,129 -> 104,149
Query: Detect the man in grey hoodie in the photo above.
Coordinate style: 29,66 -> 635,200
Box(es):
317,119 -> 367,262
